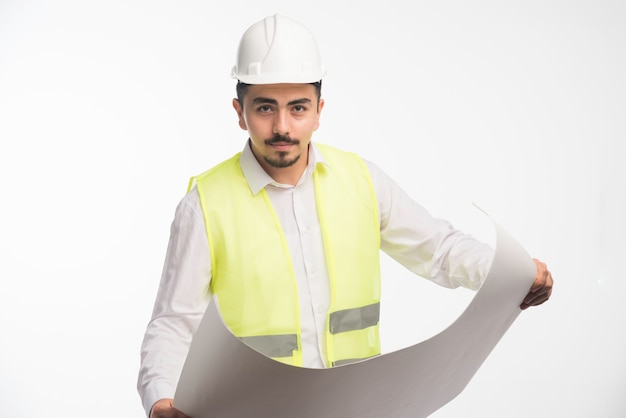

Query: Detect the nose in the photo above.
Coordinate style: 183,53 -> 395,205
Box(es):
272,110 -> 290,136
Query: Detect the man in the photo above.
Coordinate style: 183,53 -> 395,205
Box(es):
137,14 -> 553,418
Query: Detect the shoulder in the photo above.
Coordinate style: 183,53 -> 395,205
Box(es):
313,143 -> 368,174
176,185 -> 204,220
193,152 -> 243,182
314,142 -> 358,159
313,143 -> 385,176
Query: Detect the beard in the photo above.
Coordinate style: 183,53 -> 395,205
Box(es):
263,134 -> 302,168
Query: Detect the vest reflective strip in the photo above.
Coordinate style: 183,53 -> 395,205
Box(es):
333,354 -> 378,367
329,302 -> 380,334
239,334 -> 298,358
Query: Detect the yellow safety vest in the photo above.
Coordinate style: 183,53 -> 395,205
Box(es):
191,143 -> 381,367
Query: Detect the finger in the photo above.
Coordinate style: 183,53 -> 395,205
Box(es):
530,259 -> 549,292
522,286 -> 552,307
521,273 -> 554,309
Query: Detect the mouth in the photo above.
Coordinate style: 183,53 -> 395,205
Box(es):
265,135 -> 300,152
270,142 -> 295,152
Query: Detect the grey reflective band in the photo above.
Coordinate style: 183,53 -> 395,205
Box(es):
329,302 -> 380,334
333,354 -> 379,367
239,334 -> 298,358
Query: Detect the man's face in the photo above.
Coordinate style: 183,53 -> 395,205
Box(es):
232,83 -> 324,181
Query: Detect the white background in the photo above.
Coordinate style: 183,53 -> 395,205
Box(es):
1,0 -> 624,417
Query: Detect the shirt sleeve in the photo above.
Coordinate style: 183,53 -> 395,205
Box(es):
365,160 -> 494,290
137,188 -> 212,416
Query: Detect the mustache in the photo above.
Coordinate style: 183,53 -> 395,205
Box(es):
264,134 -> 300,145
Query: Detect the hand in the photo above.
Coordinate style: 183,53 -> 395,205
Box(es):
520,258 -> 554,310
150,398 -> 191,418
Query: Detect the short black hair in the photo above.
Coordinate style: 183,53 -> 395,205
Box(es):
235,80 -> 323,107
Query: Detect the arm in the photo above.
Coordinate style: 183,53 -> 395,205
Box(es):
137,189 -> 212,416
367,160 -> 493,290
366,160 -> 554,306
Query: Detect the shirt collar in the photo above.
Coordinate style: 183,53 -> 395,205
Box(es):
240,140 -> 329,195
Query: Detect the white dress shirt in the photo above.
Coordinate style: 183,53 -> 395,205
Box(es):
137,142 -> 494,415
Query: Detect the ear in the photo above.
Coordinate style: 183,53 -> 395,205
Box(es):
232,98 -> 247,130
314,98 -> 325,131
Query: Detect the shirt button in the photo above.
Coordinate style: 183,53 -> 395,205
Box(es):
302,226 -> 309,234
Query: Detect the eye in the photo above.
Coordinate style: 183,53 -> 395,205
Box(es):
292,105 -> 306,112
257,105 -> 273,113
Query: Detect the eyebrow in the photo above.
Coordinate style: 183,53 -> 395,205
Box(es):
251,97 -> 312,106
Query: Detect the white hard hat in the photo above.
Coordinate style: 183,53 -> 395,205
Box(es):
231,14 -> 326,84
